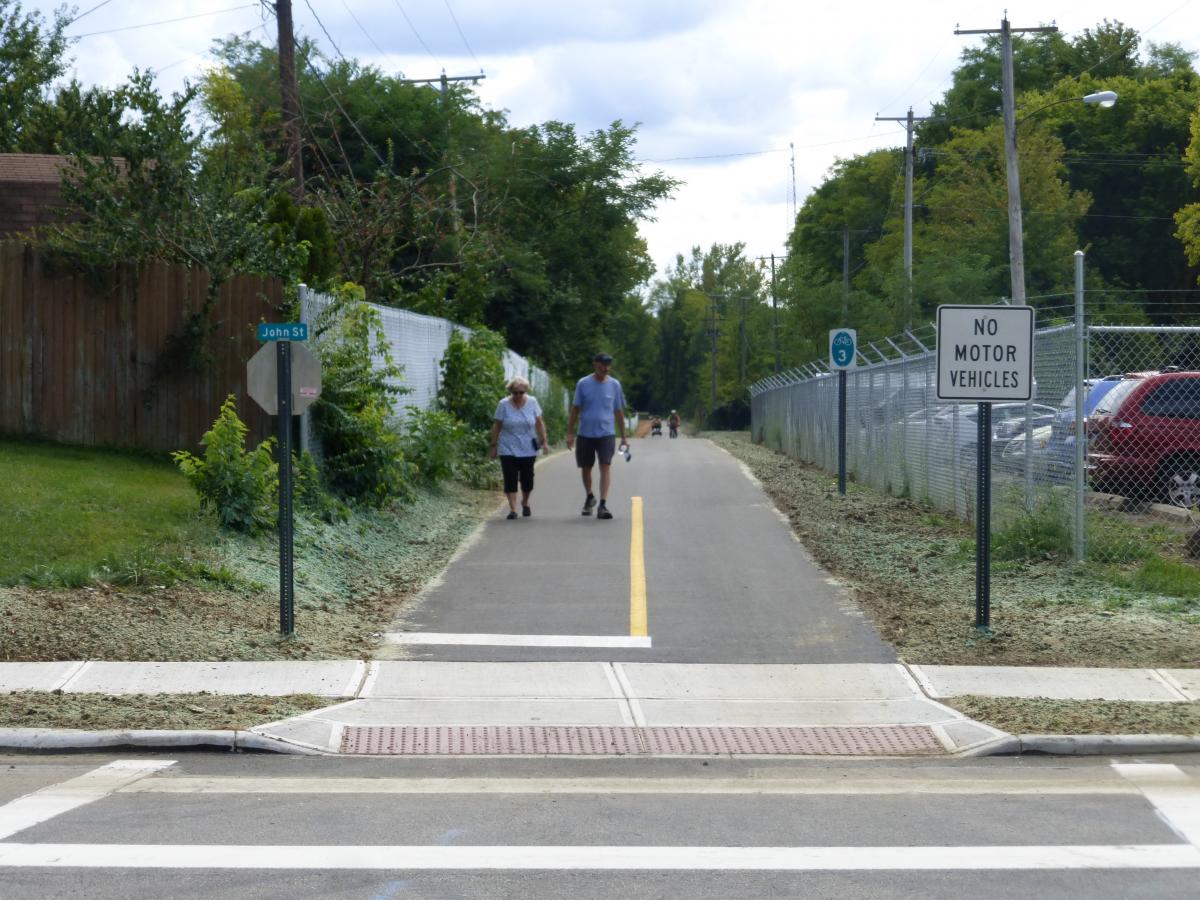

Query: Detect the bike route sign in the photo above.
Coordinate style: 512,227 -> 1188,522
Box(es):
828,328 -> 857,370
936,305 -> 1034,402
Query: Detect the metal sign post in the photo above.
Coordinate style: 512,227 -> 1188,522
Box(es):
837,371 -> 847,495
829,329 -> 857,496
936,306 -> 1033,634
975,401 -> 991,629
248,325 -> 322,637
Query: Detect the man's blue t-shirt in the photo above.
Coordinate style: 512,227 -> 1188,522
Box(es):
574,374 -> 626,438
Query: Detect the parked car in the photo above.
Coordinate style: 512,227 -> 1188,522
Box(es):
1001,423 -> 1054,469
927,402 -> 1056,463
1087,370 -> 1200,505
1043,376 -> 1124,474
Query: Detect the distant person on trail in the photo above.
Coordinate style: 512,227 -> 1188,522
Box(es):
489,376 -> 550,520
565,352 -> 627,520
668,410 -> 680,438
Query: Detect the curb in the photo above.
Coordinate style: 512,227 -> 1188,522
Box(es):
1009,733 -> 1200,755
0,728 -> 323,755
958,733 -> 1200,757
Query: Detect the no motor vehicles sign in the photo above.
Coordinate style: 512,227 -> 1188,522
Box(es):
936,305 -> 1034,402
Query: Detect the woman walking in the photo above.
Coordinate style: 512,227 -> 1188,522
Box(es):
488,377 -> 550,519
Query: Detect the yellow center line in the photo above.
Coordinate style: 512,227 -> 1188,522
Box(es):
630,496 -> 648,636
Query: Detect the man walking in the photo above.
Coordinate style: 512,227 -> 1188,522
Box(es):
565,352 -> 627,520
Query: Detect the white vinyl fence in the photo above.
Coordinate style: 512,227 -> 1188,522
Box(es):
297,284 -> 566,447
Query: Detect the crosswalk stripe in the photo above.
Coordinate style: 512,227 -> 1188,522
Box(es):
1113,763 -> 1200,847
0,843 -> 1196,870
0,760 -> 175,841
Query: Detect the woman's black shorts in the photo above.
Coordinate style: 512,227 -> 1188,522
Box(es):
499,455 -> 535,493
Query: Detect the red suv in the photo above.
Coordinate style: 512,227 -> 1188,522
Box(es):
1087,370 -> 1200,506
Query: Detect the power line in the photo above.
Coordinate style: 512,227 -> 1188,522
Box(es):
442,0 -> 482,72
66,0 -> 116,27
391,0 -> 440,64
69,4 -> 259,39
296,1 -> 440,168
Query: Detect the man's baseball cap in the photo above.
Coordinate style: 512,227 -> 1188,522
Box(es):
593,352 -> 613,363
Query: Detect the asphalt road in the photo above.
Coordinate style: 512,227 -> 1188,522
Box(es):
2,751 -> 1199,898
387,435 -> 894,663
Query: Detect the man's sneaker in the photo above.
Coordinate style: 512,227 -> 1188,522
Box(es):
597,503 -> 613,520
582,495 -> 597,516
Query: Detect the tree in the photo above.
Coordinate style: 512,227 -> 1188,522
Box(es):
0,0 -> 70,151
1176,106 -> 1200,287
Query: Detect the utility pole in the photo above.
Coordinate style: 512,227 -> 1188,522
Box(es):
708,295 -> 718,412
395,72 -> 486,232
739,293 -> 748,388
770,253 -> 779,373
875,107 -> 937,329
842,227 -> 850,319
274,0 -> 303,195
955,18 -> 1057,307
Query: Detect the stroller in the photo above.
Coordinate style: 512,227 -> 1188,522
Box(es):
650,417 -> 663,437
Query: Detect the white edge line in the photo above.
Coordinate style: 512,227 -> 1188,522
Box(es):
381,633 -> 653,649
358,661 -> 381,698
57,660 -> 92,692
602,663 -> 636,727
1150,669 -> 1192,701
611,663 -> 646,727
0,843 -> 1196,870
903,664 -> 940,698
47,660 -> 88,691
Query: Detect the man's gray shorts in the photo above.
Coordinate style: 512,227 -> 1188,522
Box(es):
575,435 -> 616,467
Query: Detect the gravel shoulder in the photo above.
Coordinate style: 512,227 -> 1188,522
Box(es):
0,692 -> 333,731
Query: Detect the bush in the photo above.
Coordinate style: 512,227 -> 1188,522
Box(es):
311,284 -> 413,506
172,395 -> 277,533
438,327 -> 507,432
402,407 -> 468,484
293,449 -> 349,523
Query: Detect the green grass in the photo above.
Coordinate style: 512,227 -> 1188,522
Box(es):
1124,557 -> 1200,602
0,438 -> 210,585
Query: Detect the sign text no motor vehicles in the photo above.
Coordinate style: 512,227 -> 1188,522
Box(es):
936,305 -> 1034,402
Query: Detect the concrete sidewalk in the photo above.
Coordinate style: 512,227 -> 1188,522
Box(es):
2,661 -> 1198,757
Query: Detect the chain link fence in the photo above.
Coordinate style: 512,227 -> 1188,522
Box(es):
751,314 -> 1200,570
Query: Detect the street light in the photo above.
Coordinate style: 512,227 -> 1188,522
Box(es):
1004,88 -> 1119,305
1004,83 -> 1116,509
1084,90 -> 1118,108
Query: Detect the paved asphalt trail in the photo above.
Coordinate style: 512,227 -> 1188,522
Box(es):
388,435 -> 893,663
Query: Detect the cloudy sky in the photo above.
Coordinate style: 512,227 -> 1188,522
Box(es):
29,0 -> 1200,281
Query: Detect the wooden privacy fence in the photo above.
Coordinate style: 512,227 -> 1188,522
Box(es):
0,241 -> 284,452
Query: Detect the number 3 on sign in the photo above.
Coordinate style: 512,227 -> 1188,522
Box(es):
829,329 -> 857,370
